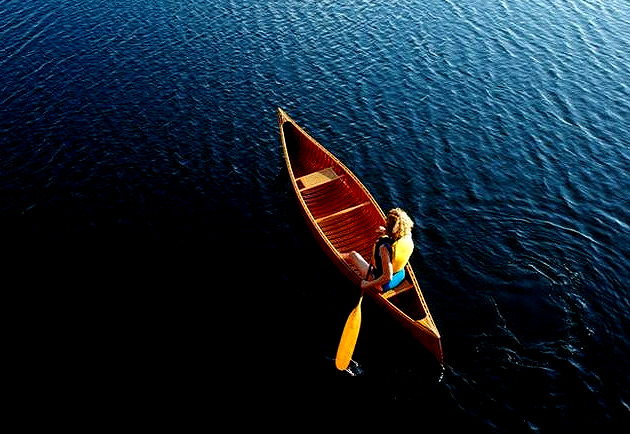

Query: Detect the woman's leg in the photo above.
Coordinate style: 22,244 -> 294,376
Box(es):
341,251 -> 370,278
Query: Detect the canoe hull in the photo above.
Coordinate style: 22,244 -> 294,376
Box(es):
278,108 -> 443,365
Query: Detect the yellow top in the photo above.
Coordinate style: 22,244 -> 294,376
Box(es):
392,234 -> 414,273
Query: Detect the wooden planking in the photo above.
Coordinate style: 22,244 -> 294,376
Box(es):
329,231 -> 374,253
318,205 -> 380,259
315,202 -> 370,224
305,190 -> 359,216
303,191 -> 366,221
284,122 -> 335,178
325,220 -> 376,248
326,223 -> 372,245
303,181 -> 370,219
318,205 -> 377,236
301,176 -> 347,201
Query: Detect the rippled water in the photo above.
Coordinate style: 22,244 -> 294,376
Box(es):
2,0 -> 629,429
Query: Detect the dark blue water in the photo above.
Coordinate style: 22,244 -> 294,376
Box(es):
2,0 -> 629,429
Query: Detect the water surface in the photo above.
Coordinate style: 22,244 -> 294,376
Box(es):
2,0 -> 629,429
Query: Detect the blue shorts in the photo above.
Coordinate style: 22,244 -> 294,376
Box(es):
383,268 -> 405,291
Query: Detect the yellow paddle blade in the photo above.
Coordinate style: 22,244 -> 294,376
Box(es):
335,297 -> 363,370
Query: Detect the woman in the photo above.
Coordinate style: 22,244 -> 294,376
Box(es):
342,208 -> 414,292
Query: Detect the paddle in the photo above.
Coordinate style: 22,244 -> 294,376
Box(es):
335,292 -> 363,370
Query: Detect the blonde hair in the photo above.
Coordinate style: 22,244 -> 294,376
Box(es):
386,208 -> 414,240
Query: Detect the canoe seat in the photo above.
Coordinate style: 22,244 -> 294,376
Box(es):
296,167 -> 338,190
382,279 -> 414,299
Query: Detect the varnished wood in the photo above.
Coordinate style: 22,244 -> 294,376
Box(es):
278,108 -> 443,365
296,167 -> 338,189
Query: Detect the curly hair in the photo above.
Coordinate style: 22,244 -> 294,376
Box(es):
386,208 -> 414,240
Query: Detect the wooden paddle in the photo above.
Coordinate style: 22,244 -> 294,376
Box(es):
335,292 -> 363,370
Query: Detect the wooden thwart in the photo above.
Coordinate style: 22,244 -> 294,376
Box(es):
315,202 -> 370,223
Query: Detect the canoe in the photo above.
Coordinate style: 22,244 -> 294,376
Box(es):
278,108 -> 443,365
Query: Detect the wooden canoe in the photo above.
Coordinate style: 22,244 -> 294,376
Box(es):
278,108 -> 443,365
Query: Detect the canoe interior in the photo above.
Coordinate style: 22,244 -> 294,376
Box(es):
282,118 -> 428,322
385,282 -> 426,320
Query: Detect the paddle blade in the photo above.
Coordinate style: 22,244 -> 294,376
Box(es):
335,297 -> 363,370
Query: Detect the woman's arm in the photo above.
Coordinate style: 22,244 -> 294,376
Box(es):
361,245 -> 393,292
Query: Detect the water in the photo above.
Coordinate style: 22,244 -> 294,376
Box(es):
2,0 -> 629,429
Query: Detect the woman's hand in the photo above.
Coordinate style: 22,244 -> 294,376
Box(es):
361,280 -> 384,293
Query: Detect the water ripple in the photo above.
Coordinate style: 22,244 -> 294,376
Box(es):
2,0 -> 630,429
